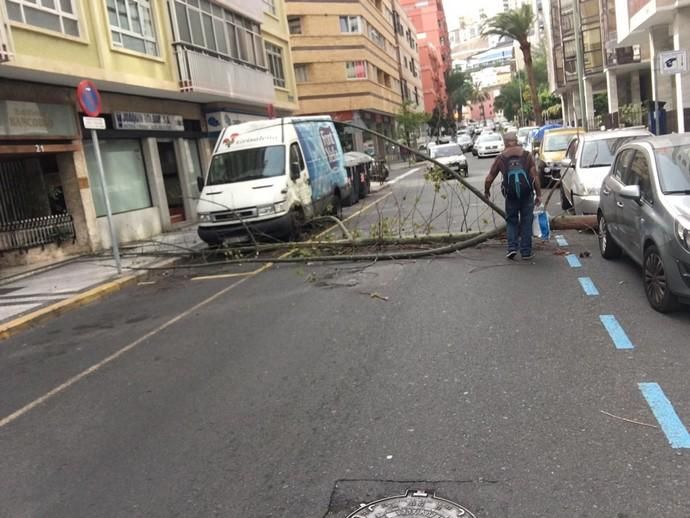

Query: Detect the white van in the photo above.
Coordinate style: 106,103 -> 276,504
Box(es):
196,116 -> 351,245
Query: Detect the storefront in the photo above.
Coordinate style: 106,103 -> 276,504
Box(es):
79,94 -> 208,249
0,91 -> 95,267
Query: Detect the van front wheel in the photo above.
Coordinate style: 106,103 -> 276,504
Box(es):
330,193 -> 343,219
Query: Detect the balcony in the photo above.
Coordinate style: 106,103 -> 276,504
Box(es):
214,0 -> 263,23
0,7 -> 13,63
175,46 -> 275,105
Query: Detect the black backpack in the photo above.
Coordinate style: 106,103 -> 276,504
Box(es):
501,151 -> 533,200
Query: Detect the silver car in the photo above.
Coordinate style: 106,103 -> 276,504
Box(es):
598,134 -> 690,312
560,128 -> 651,214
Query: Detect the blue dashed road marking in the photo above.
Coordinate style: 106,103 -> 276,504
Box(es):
555,235 -> 568,246
599,315 -> 634,349
566,254 -> 582,268
639,382 -> 690,448
578,277 -> 599,296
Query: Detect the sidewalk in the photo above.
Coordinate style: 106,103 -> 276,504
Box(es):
0,225 -> 203,337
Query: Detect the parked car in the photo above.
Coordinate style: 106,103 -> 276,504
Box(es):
457,134 -> 474,152
559,128 -> 652,214
517,126 -> 539,147
429,143 -> 468,177
535,127 -> 582,187
196,116 -> 351,245
598,134 -> 690,312
474,133 -> 505,158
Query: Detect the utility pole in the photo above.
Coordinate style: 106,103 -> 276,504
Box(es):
573,0 -> 588,130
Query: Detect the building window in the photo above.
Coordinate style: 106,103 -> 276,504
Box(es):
288,16 -> 301,34
6,0 -> 80,37
339,15 -> 361,33
266,42 -> 285,88
106,0 -> 158,55
263,0 -> 276,16
84,139 -> 152,217
172,0 -> 265,69
345,60 -> 367,80
368,24 -> 386,49
294,64 -> 309,82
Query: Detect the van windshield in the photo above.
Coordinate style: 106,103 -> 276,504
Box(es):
207,146 -> 285,185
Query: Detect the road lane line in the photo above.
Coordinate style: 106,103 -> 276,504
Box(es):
566,254 -> 582,268
0,271 -> 266,430
638,382 -> 690,448
389,167 -> 422,185
578,277 -> 599,296
599,315 -> 634,350
556,235 -> 569,246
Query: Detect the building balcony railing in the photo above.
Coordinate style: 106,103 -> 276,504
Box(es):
214,0 -> 263,23
0,6 -> 13,63
174,45 -> 275,105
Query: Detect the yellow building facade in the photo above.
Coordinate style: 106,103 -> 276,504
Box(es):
0,0 -> 298,267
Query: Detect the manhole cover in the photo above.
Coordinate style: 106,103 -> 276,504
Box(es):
346,490 -> 476,518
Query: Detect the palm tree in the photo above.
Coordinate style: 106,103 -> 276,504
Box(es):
482,4 -> 542,124
470,82 -> 487,124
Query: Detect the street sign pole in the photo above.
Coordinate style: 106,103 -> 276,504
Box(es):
91,129 -> 121,275
77,80 -> 121,275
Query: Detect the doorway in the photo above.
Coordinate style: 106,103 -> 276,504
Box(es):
157,141 -> 186,224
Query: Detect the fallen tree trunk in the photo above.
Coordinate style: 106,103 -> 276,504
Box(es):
550,215 -> 597,231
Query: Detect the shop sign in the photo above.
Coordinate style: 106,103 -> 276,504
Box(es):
0,101 -> 77,137
113,111 -> 184,131
205,111 -> 264,131
660,50 -> 688,75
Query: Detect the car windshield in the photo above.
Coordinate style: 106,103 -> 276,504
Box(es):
206,145 -> 285,185
480,134 -> 502,143
580,137 -> 641,168
432,145 -> 462,158
654,145 -> 690,194
518,127 -> 534,137
543,134 -> 574,151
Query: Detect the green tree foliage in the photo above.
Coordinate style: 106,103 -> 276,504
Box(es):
396,100 -> 430,147
483,4 -> 542,124
446,70 -> 473,116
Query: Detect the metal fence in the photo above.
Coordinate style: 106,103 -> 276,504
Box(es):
0,214 -> 75,252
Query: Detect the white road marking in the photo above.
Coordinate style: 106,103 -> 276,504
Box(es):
389,167 -> 422,185
0,272 -> 265,429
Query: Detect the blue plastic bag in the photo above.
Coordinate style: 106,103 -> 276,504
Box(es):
532,206 -> 551,240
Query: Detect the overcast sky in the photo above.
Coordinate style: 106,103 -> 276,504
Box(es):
443,0 -> 463,30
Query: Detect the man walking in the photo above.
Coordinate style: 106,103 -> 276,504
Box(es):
484,132 -> 542,260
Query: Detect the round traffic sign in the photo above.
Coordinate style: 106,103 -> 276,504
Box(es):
77,80 -> 102,117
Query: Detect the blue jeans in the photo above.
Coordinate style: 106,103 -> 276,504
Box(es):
505,196 -> 534,256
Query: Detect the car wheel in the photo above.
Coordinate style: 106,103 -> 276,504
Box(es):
330,192 -> 343,219
560,186 -> 573,211
643,244 -> 679,313
598,213 -> 622,260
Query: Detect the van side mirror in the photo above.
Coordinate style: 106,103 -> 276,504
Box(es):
196,176 -> 204,192
290,161 -> 301,181
559,158 -> 573,169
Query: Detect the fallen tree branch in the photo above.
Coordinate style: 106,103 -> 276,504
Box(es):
600,410 -> 658,429
310,215 -> 353,241
121,226 -> 507,270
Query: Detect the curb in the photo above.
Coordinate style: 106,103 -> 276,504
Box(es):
0,258 -> 177,341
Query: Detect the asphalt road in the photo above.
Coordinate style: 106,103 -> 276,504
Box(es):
0,155 -> 689,517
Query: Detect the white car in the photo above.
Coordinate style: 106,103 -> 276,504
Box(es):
559,127 -> 652,214
474,133 -> 505,158
429,143 -> 468,177
517,126 -> 538,146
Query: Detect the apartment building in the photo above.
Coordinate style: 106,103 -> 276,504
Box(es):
544,0 -> 651,129
399,0 -> 450,114
395,5 -> 424,113
286,0 -> 413,155
614,0 -> 690,133
0,0 -> 298,267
